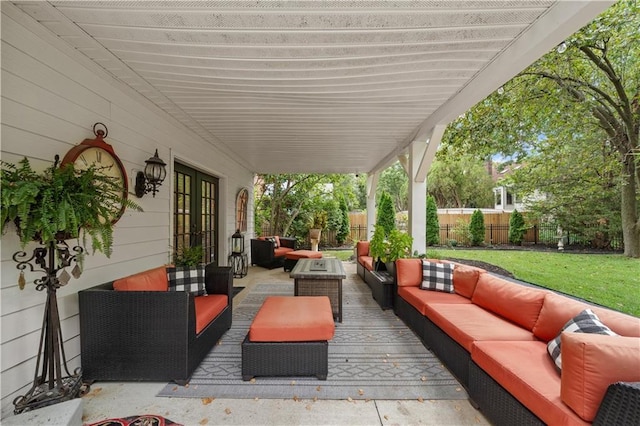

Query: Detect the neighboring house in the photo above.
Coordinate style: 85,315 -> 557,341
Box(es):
490,162 -> 527,212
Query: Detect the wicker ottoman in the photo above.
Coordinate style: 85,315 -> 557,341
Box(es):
283,250 -> 322,272
242,296 -> 335,381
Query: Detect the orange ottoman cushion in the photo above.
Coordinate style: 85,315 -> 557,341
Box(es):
284,250 -> 323,260
249,296 -> 335,342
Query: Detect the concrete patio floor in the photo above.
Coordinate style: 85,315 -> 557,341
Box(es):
58,261 -> 490,425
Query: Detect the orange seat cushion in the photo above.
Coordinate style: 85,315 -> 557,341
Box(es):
194,295 -> 228,334
274,246 -> 294,257
249,296 -> 335,342
561,333 -> 640,422
285,250 -> 323,260
359,256 -> 374,271
472,341 -> 588,426
425,303 -> 537,352
472,274 -> 547,331
398,286 -> 472,315
113,266 -> 168,291
533,292 -> 640,341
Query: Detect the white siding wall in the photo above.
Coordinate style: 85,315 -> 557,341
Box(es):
0,4 -> 254,416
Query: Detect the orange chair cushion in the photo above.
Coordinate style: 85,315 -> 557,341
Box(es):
249,296 -> 335,342
356,241 -> 369,257
359,256 -> 374,271
472,273 -> 547,331
533,292 -> 640,341
194,295 -> 228,334
113,266 -> 168,291
274,246 -> 294,257
561,333 -> 640,422
285,250 -> 323,260
396,258 -> 423,287
472,341 -> 587,426
451,263 -> 484,299
398,286 -> 472,315
425,303 -> 536,352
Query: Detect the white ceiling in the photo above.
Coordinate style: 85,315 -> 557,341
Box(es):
13,1 -> 612,174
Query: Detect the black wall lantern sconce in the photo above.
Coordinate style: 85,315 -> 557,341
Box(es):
135,149 -> 167,198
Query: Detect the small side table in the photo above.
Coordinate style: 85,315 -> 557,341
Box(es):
368,270 -> 394,310
228,253 -> 248,278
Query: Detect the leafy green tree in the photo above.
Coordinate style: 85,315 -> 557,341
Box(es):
440,1 -> 639,257
376,191 -> 396,236
508,209 -> 527,245
377,162 -> 408,212
426,195 -> 440,246
337,196 -> 350,245
254,174 -> 332,238
427,155 -> 494,208
469,209 -> 485,246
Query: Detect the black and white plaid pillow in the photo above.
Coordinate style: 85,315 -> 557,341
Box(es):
547,309 -> 617,371
265,237 -> 279,248
167,266 -> 207,296
420,261 -> 455,293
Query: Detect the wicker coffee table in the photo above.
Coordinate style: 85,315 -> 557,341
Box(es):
290,258 -> 347,322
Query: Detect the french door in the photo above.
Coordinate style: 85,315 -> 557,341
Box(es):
174,162 -> 219,265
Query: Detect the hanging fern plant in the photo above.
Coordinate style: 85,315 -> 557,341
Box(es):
1,157 -> 141,257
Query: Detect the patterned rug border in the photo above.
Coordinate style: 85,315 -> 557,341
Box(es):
158,273 -> 467,401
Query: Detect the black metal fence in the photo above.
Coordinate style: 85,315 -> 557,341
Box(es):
260,223 -> 623,251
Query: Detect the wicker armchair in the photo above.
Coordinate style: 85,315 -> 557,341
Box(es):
79,264 -> 233,385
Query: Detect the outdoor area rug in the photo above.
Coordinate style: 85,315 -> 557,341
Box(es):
87,414 -> 182,426
158,267 -> 465,401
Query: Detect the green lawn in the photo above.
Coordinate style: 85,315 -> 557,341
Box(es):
429,249 -> 640,317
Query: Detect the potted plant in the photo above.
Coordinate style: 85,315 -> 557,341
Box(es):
1,157 -> 141,257
173,245 -> 205,267
309,211 -> 327,251
368,224 -> 387,271
380,229 -> 414,277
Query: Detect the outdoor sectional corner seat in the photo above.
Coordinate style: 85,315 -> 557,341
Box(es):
393,258 -> 640,426
79,264 -> 233,385
250,235 -> 296,269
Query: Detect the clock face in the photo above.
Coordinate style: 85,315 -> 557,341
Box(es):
64,145 -> 128,224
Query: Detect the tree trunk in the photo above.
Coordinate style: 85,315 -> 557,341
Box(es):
620,156 -> 640,258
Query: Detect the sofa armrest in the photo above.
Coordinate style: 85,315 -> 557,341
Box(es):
251,238 -> 275,263
205,264 -> 233,298
279,237 -> 296,249
594,382 -> 640,426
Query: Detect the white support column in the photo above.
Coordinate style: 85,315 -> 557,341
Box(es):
366,172 -> 379,240
408,124 -> 446,255
367,172 -> 380,240
408,141 -> 427,256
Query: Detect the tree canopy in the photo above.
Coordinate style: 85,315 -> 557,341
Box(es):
440,0 -> 639,257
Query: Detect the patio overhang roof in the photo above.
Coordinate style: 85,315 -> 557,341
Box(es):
13,1 -> 613,175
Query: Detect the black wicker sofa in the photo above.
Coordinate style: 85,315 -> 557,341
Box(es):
393,258 -> 640,425
79,263 -> 232,385
250,236 -> 296,269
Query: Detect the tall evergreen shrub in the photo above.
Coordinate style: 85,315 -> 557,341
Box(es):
376,192 -> 396,236
509,209 -> 527,245
469,209 -> 485,246
426,195 -> 440,246
337,196 -> 350,245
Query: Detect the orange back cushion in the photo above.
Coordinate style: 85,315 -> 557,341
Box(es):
561,333 -> 640,422
356,241 -> 369,257
113,266 -> 168,291
452,264 -> 484,299
396,258 -> 422,287
533,292 -> 640,341
472,274 -> 547,331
